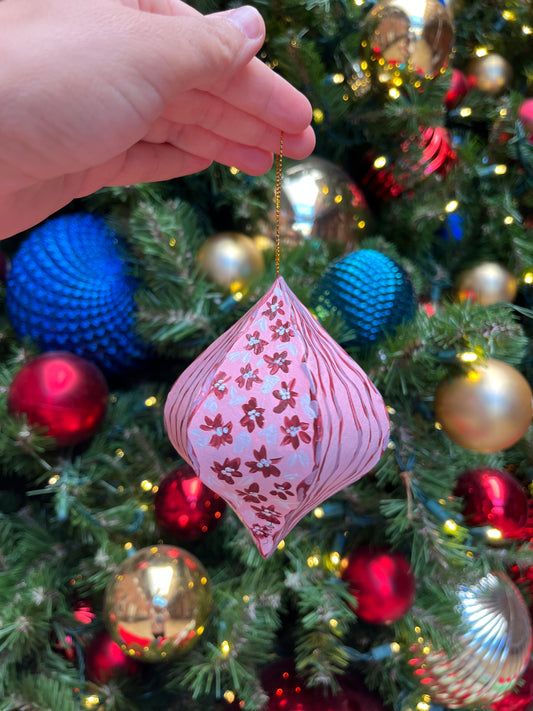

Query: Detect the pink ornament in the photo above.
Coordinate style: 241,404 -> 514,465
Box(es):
164,277 -> 389,558
518,98 -> 533,143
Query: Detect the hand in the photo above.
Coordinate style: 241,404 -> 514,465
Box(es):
0,0 -> 315,239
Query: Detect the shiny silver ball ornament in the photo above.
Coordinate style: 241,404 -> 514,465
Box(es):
411,572 -> 532,708
274,157 -> 371,250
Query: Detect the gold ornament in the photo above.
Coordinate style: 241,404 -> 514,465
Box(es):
466,53 -> 513,95
456,261 -> 517,305
197,232 -> 265,296
104,544 -> 212,662
273,157 -> 371,249
360,0 -> 454,86
411,572 -> 532,708
434,358 -> 533,452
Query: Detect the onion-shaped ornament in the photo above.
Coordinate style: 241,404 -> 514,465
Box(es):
164,277 -> 389,558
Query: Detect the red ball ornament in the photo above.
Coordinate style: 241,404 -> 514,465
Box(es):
154,463 -> 227,540
490,658 -> 533,711
454,467 -> 528,538
445,68 -> 469,110
7,351 -> 108,447
341,547 -> 416,624
85,630 -> 141,684
53,600 -> 95,661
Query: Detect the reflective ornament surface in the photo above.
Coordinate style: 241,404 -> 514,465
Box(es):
154,463 -> 226,541
456,262 -> 517,305
7,351 -> 108,448
340,547 -> 416,624
360,0 -> 454,86
197,232 -> 265,296
104,545 -> 212,662
85,630 -> 141,684
274,157 -> 371,249
434,358 -> 532,452
411,572 -> 532,708
466,53 -> 513,95
312,249 -> 417,346
454,467 -> 528,539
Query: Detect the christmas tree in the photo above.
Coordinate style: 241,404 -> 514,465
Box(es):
1,0 -> 533,710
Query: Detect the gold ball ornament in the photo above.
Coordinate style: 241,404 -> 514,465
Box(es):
360,0 -> 454,87
434,358 -> 533,453
410,572 -> 532,708
466,53 -> 513,95
456,262 -> 518,305
274,157 -> 371,250
197,232 -> 265,296
104,544 -> 212,662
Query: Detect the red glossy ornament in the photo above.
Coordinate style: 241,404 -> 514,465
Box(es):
444,69 -> 469,110
85,630 -> 141,684
53,600 -> 95,661
341,547 -> 416,624
154,463 -> 227,540
519,99 -> 533,143
7,351 -> 108,447
454,468 -> 528,538
490,658 -> 533,711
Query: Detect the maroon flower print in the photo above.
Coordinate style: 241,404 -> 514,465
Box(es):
251,523 -> 272,539
264,350 -> 291,375
270,319 -> 294,342
211,371 -> 230,400
245,445 -> 282,478
211,457 -> 242,485
200,413 -> 233,448
245,330 -> 268,355
235,482 -> 267,504
261,295 -> 285,321
240,397 -> 265,432
280,415 -> 311,449
272,379 -> 297,413
270,482 -> 294,500
236,363 -> 263,390
251,503 -> 282,525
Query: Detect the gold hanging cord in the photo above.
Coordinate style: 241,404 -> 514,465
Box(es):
274,131 -> 284,277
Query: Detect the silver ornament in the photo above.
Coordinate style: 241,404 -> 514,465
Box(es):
412,572 -> 532,708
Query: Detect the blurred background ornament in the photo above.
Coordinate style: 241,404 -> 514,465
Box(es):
154,463 -> 227,541
410,572 -> 532,708
7,351 -> 108,448
361,126 -> 457,202
340,547 -> 416,624
454,467 -> 529,539
84,629 -> 142,684
273,157 -> 371,250
196,232 -> 265,297
6,213 -> 150,376
359,0 -> 454,87
466,53 -> 514,95
518,98 -> 533,143
104,544 -> 212,662
434,358 -> 533,452
312,249 -> 417,347
444,68 -> 470,110
256,659 -> 389,711
456,261 -> 517,305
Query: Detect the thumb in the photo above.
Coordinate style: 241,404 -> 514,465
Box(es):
133,5 -> 267,95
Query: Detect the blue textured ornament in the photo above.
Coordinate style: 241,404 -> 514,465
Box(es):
6,213 -> 150,375
312,249 -> 417,346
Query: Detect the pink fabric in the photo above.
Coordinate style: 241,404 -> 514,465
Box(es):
164,276 -> 389,557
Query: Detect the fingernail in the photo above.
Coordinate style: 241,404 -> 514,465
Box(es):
226,5 -> 263,40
